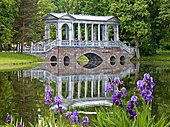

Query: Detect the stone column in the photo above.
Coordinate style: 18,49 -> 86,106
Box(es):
85,80 -> 88,98
91,80 -> 94,98
91,24 -> 94,41
78,23 -> 81,40
67,76 -> 73,99
85,24 -> 88,41
94,25 -> 97,40
102,25 -> 105,41
55,23 -> 58,40
66,25 -> 68,40
58,23 -> 62,46
58,77 -> 63,99
114,25 -> 119,42
72,23 -> 74,41
78,80 -> 81,99
98,80 -> 100,97
98,24 -> 100,41
105,24 -> 108,41
45,23 -> 50,39
68,23 -> 72,46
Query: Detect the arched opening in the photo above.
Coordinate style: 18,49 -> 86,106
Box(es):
110,56 -> 116,65
62,24 -> 69,40
120,56 -> 125,61
120,56 -> 125,65
108,25 -> 114,41
50,24 -> 56,40
50,56 -> 57,61
50,56 -> 57,67
64,56 -> 70,66
82,53 -> 103,69
62,82 -> 68,98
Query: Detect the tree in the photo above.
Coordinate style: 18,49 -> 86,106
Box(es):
158,0 -> 170,50
13,0 -> 39,53
0,0 -> 20,51
109,0 -> 151,58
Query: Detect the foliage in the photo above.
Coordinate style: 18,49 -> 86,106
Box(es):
93,105 -> 170,127
0,0 -> 20,51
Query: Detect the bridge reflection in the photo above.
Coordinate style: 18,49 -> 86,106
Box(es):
21,62 -> 135,109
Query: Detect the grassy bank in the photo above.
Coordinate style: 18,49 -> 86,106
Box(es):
0,63 -> 40,72
133,50 -> 170,61
0,52 -> 43,65
77,55 -> 89,65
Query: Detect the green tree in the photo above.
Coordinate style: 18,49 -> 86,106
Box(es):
29,0 -> 57,42
0,0 -> 20,51
158,0 -> 170,50
13,0 -> 39,53
110,0 -> 151,58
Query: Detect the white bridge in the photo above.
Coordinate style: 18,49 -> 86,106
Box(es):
21,13 -> 135,56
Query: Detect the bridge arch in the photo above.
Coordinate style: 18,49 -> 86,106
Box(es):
62,24 -> 69,40
110,56 -> 116,65
84,53 -> 103,62
64,56 -> 70,66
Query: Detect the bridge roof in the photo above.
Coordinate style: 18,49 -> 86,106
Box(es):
49,12 -> 116,22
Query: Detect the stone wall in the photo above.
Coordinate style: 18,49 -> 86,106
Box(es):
34,47 -> 133,61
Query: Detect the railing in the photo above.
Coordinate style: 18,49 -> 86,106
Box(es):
23,39 -> 135,54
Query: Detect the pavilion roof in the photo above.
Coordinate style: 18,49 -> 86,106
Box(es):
50,12 -> 115,22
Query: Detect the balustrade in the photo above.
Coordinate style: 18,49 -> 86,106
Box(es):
23,39 -> 134,54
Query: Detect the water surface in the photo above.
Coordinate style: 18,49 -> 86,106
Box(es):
0,61 -> 170,125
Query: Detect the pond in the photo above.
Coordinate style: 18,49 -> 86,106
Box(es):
0,61 -> 170,126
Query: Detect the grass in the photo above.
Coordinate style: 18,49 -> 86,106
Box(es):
77,55 -> 89,65
0,52 -> 43,65
132,50 -> 170,61
0,52 -> 43,71
0,63 -> 40,72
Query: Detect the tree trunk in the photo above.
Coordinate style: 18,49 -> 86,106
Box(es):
21,41 -> 23,53
0,42 -> 2,52
135,61 -> 140,81
135,37 -> 140,59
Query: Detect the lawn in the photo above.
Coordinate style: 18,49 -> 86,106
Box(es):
0,52 -> 43,65
133,50 -> 170,61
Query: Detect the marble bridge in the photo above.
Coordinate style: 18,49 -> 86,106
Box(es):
21,62 -> 135,109
21,13 -> 135,64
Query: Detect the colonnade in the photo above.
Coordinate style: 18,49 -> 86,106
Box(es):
57,78 -> 108,99
45,22 -> 119,45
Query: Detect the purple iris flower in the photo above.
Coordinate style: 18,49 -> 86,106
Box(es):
66,111 -> 72,120
82,116 -> 90,126
18,123 -> 22,127
114,76 -> 120,83
70,110 -> 80,124
45,85 -> 52,96
106,82 -> 114,92
126,101 -> 136,120
121,87 -> 127,96
6,115 -> 10,124
136,73 -> 155,104
145,95 -> 154,104
143,73 -> 150,82
56,105 -> 64,114
130,110 -> 136,119
53,96 -> 62,106
44,94 -> 51,105
114,90 -> 122,98
127,102 -> 134,110
73,110 -> 78,116
44,85 -> 53,105
131,95 -> 138,105
112,91 -> 123,107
